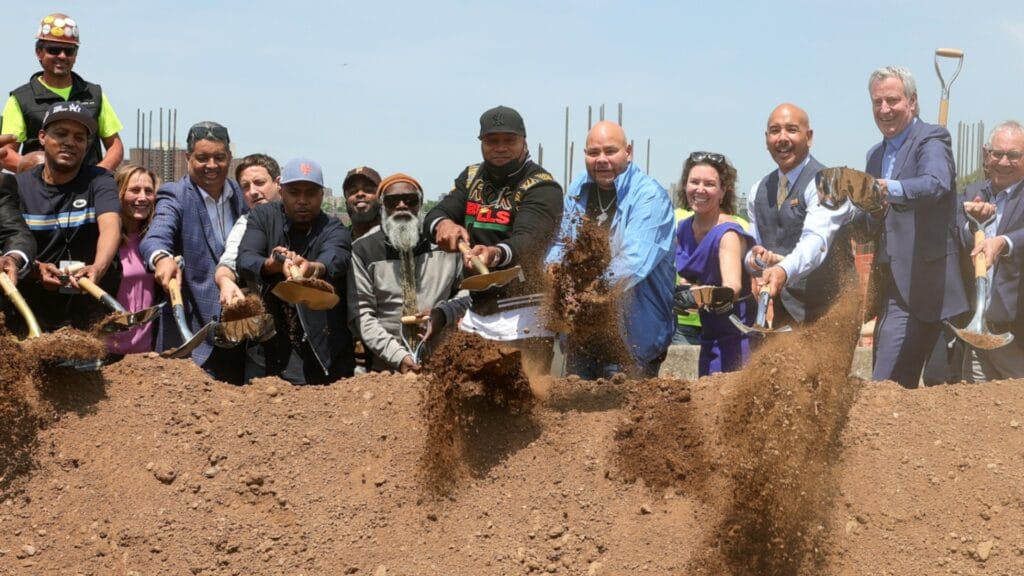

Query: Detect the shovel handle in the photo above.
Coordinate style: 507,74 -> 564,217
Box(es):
168,277 -> 183,307
974,230 -> 987,278
0,273 -> 42,338
938,99 -> 949,128
457,239 -> 490,275
935,48 -> 963,58
401,314 -> 429,325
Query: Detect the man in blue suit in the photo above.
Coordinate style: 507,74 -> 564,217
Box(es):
862,66 -> 968,388
141,121 -> 247,382
958,120 -> 1024,380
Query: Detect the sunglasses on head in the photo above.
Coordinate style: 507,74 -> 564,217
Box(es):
42,44 -> 77,57
187,123 -> 230,145
689,151 -> 726,165
382,193 -> 420,210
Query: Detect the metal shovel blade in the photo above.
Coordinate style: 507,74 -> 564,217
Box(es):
946,322 -> 1014,351
99,302 -> 166,334
161,321 -> 214,359
460,265 -> 525,291
214,314 -> 276,348
271,280 -> 340,310
728,289 -> 793,335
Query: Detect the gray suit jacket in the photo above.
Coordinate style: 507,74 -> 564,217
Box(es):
863,118 -> 968,322
959,179 -> 1024,338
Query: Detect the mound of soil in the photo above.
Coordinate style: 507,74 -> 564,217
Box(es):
1,300 -> 1023,574
19,327 -> 106,365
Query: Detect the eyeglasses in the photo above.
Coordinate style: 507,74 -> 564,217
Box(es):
986,148 -> 1024,163
382,193 -> 420,210
689,151 -> 726,165
187,123 -> 230,146
42,44 -> 77,57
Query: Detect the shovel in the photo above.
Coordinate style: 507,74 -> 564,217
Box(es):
729,285 -> 793,336
399,313 -> 430,364
270,252 -> 340,310
64,263 -> 164,333
944,217 -> 1014,350
0,272 -> 42,338
161,277 -> 214,359
457,239 -> 524,291
2,272 -> 107,370
934,48 -> 964,128
214,295 -> 276,348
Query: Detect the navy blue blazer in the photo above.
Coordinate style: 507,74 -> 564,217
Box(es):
140,175 -> 246,365
864,118 -> 968,322
959,179 -> 1024,338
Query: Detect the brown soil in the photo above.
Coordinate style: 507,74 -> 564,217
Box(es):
220,294 -> 266,323
2,295 -> 1024,574
546,218 -> 631,370
19,327 -> 106,365
954,328 -> 1013,350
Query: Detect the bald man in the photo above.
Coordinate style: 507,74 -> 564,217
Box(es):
546,121 -> 675,378
748,103 -> 856,324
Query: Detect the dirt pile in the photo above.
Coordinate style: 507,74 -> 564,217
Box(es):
19,327 -> 106,366
1,312 -> 1023,574
546,218 -> 630,370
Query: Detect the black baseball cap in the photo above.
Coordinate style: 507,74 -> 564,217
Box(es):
478,105 -> 526,139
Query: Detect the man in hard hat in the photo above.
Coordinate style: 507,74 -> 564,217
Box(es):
1,12 -> 124,173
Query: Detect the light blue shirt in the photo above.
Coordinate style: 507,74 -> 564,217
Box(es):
545,162 -> 675,365
882,117 -> 918,198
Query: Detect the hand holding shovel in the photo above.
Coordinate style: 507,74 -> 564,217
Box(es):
65,262 -> 164,334
270,251 -> 339,310
945,210 -> 1013,350
457,239 -> 524,291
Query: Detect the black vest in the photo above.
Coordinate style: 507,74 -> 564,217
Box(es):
753,156 -> 855,323
10,72 -> 104,167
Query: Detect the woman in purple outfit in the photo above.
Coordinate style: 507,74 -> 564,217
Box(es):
675,152 -> 756,375
107,164 -> 159,357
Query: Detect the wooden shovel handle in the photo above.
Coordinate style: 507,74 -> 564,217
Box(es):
974,230 -> 987,278
457,239 -> 489,275
168,277 -> 183,306
288,265 -> 303,281
401,314 -> 429,325
0,273 -> 42,338
935,48 -> 963,58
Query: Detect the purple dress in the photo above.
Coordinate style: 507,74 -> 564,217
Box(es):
675,217 -> 755,376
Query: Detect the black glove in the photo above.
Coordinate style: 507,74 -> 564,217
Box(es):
673,285 -> 697,316
692,285 -> 735,315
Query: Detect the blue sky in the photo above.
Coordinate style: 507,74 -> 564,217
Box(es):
4,1 -> 1023,200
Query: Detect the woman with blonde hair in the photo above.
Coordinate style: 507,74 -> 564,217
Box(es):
107,163 -> 159,356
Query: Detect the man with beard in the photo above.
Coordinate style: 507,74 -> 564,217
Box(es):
745,103 -> 855,325
141,121 -> 247,382
2,12 -> 124,172
424,105 -> 563,371
348,173 -> 462,373
236,158 -> 354,384
13,102 -> 121,333
343,166 -> 382,239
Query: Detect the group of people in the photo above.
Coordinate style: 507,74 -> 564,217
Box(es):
1,13 -> 1022,389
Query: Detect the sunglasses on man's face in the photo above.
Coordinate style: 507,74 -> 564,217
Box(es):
986,148 -> 1024,163
187,124 -> 230,146
42,44 -> 77,57
382,193 -> 420,210
689,151 -> 726,165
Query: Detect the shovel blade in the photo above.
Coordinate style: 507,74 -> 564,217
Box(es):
272,281 -> 340,310
161,322 -> 214,359
460,266 -> 525,292
728,314 -> 793,336
99,303 -> 166,334
214,314 -> 276,348
946,321 -> 1014,351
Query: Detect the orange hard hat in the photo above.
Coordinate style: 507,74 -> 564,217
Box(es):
36,13 -> 80,45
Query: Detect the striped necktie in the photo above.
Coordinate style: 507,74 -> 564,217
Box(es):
777,174 -> 789,209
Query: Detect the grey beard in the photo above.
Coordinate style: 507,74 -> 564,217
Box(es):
383,212 -> 421,253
